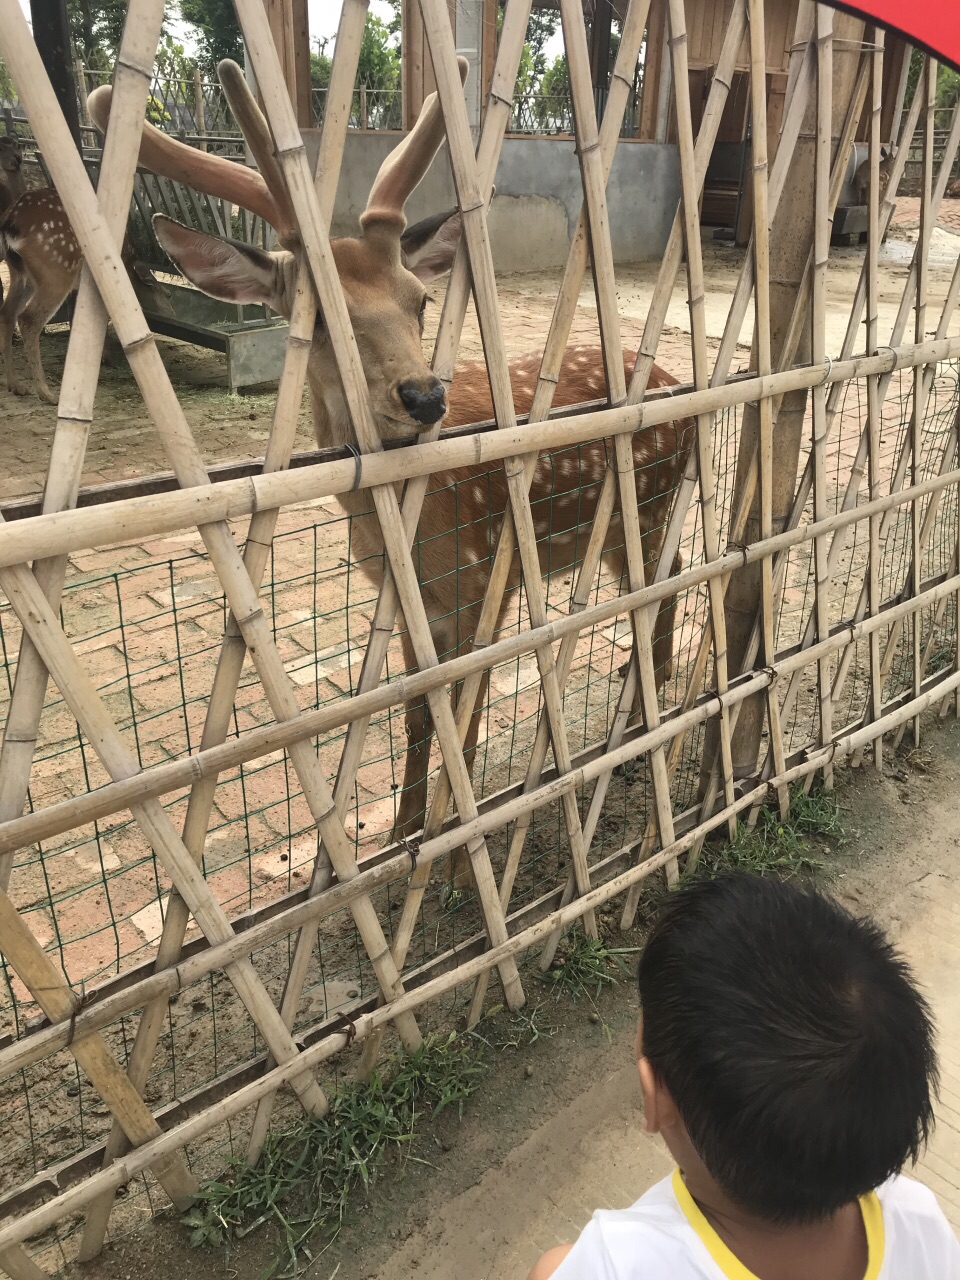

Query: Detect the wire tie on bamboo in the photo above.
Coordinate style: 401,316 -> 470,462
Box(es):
399,834 -> 421,872
819,354 -> 834,386
342,442 -> 363,493
113,57 -> 152,81
327,1010 -> 358,1047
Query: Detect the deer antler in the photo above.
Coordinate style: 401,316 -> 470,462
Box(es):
361,55 -> 469,235
87,81 -> 292,245
216,59 -> 298,247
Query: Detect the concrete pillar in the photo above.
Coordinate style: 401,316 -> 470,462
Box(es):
456,0 -> 484,141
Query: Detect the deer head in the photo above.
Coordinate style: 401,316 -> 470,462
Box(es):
89,59 -> 468,445
0,134 -> 26,216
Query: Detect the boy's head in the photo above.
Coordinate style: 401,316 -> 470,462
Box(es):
637,872 -> 937,1225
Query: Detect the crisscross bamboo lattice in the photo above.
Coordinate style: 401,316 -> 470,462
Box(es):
1,0 -> 959,1272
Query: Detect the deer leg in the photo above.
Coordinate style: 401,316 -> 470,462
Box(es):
392,608 -> 459,838
652,550 -> 683,691
18,291 -> 62,405
0,267 -> 32,397
445,666 -> 492,891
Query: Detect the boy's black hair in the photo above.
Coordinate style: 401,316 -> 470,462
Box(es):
638,872 -> 938,1225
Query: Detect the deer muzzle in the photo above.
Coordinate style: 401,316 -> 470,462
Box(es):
398,378 -> 447,426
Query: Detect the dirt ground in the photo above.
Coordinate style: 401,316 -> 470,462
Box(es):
72,714 -> 960,1280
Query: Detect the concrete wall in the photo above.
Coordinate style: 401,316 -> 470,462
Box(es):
304,131 -> 681,270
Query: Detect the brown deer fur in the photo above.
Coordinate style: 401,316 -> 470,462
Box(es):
0,187 -> 173,404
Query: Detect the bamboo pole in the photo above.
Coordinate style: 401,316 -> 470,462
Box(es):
524,0 -> 681,976
0,0 -> 431,1070
234,0 -> 526,1020
2,650 -> 959,1263
0,0 -> 168,894
5,557 -> 960,1094
911,58 -> 937,745
505,0 -> 736,885
414,0 -> 599,940
706,5 -> 865,786
193,66 -> 206,147
78,4 -> 371,1249
770,88 -> 960,746
691,51 -> 892,842
0,891 -> 197,1209
593,9 -> 819,889
809,6 -> 835,786
319,0 -> 534,1084
0,1245 -> 50,1280
5,418 -> 960,869
412,0 -> 659,1012
0,556 -> 331,1115
0,338 -> 956,577
327,0 -> 532,880
865,29 -> 885,767
748,0 -> 791,812
561,0 -> 677,883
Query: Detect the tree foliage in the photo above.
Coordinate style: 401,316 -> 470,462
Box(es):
68,0 -> 128,69
178,0 -> 243,73
311,7 -> 400,94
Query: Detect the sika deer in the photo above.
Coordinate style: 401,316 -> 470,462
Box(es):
0,187 -> 174,404
0,134 -> 26,218
0,134 -> 26,308
89,60 -> 694,882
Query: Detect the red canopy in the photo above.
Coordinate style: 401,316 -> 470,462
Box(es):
830,0 -> 960,72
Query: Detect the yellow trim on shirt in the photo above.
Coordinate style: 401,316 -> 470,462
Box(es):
670,1168 -> 885,1280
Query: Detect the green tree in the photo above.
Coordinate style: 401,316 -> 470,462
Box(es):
356,13 -> 400,90
155,34 -> 194,81
512,10 -> 560,101
68,0 -> 127,69
534,53 -> 570,131
178,0 -> 243,72
311,43 -> 332,92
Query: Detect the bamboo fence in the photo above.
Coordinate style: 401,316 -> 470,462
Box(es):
1,0 -> 959,1272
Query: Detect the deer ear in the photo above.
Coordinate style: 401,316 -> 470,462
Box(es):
400,208 -> 462,283
152,214 -> 288,312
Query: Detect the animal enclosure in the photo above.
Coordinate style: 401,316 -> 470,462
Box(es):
1,0 -> 960,1274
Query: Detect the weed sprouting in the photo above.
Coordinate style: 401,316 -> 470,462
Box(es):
181,1031 -> 483,1275
697,783 -> 842,880
543,934 -> 640,1001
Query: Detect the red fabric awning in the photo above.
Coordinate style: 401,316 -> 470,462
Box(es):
828,0 -> 960,72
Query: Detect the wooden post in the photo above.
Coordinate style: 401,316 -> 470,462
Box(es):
29,0 -> 81,149
589,0 -> 615,110
75,58 -> 90,128
193,65 -> 207,148
700,2 -> 866,792
264,0 -> 310,128
292,0 -> 311,128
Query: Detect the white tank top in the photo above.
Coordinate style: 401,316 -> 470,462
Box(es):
551,1170 -> 960,1279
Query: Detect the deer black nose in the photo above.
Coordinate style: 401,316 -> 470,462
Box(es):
398,379 -> 446,426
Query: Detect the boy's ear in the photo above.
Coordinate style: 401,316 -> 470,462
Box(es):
639,1057 -> 662,1134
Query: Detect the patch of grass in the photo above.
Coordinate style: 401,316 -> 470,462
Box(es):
542,933 -> 640,1002
181,1031 -> 483,1277
698,783 -> 843,880
470,1000 -> 559,1052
